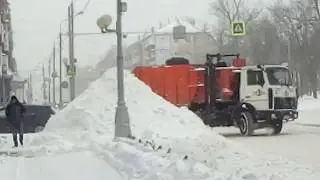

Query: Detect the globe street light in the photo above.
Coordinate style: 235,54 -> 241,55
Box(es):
96,0 -> 132,139
96,14 -> 113,33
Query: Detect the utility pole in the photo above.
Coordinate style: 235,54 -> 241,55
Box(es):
1,55 -> 4,103
114,0 -> 132,138
42,64 -> 47,104
97,2 -> 132,138
58,0 -> 85,107
68,2 -> 76,101
48,58 -> 51,104
52,45 -> 57,105
59,32 -> 63,108
288,35 -> 292,69
28,73 -> 33,103
288,0 -> 292,71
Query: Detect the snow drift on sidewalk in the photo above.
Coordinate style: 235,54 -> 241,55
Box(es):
0,151 -> 124,180
28,68 -> 317,180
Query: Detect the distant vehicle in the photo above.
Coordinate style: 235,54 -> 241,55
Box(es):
0,1 -> 55,134
132,53 -> 298,136
0,78 -> 55,133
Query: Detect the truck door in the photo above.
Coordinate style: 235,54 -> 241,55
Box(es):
240,69 -> 268,110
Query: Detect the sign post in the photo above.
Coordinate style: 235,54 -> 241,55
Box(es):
231,21 -> 246,36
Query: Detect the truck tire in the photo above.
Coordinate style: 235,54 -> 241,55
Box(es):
239,111 -> 254,136
271,120 -> 283,135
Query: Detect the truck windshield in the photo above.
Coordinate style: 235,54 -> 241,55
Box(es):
265,67 -> 292,86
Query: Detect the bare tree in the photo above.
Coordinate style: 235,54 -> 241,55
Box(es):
209,0 -> 260,24
183,16 -> 196,26
312,0 -> 320,19
248,17 -> 281,65
209,0 -> 261,53
209,19 -> 229,52
269,0 -> 320,98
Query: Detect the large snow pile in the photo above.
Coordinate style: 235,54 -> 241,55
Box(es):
27,68 -> 318,180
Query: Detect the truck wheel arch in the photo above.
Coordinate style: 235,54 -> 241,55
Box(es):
239,103 -> 256,113
232,103 -> 257,125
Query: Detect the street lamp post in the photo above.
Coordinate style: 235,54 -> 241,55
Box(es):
58,9 -> 84,109
48,57 -> 51,104
96,0 -> 132,138
59,30 -> 63,109
114,0 -> 131,138
68,2 -> 76,101
52,45 -> 57,106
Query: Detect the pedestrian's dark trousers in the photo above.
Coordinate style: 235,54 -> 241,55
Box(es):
12,122 -> 24,147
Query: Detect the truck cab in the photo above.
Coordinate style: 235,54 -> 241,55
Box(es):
234,65 -> 298,135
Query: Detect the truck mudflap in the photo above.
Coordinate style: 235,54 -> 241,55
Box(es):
0,104 -> 55,133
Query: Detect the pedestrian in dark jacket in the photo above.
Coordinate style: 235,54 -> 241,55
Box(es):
5,96 -> 26,147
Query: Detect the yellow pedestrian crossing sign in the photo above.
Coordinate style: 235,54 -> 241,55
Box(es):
231,21 -> 246,36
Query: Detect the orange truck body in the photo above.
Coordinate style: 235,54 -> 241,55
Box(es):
132,64 -> 241,107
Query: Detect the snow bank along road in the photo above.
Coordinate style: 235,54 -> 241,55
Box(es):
0,151 -> 124,180
216,97 -> 320,172
0,68 -> 319,180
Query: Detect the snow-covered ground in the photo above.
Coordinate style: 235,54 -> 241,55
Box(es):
0,151 -> 124,180
295,96 -> 320,126
216,95 -> 320,174
0,68 -> 319,179
217,124 -> 320,172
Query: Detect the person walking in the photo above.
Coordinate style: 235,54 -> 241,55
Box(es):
5,96 -> 26,148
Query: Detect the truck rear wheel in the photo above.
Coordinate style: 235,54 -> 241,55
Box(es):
270,120 -> 283,135
239,111 -> 254,136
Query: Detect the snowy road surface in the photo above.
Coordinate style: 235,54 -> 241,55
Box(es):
1,69 -> 318,179
0,151 -> 123,180
216,123 -> 320,171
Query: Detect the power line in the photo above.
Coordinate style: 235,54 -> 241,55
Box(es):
80,0 -> 92,13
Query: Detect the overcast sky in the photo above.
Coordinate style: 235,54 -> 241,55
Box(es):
9,0 -> 272,77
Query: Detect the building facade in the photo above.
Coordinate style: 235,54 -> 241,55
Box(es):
0,0 -> 24,102
124,18 -> 217,69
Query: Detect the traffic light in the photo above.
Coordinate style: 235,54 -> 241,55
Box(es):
66,65 -> 76,76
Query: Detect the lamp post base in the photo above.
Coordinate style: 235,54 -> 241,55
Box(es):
114,104 -> 132,138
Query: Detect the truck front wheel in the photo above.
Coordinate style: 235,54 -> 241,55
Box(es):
239,111 -> 254,136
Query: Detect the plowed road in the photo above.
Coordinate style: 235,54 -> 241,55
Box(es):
216,123 -> 320,171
